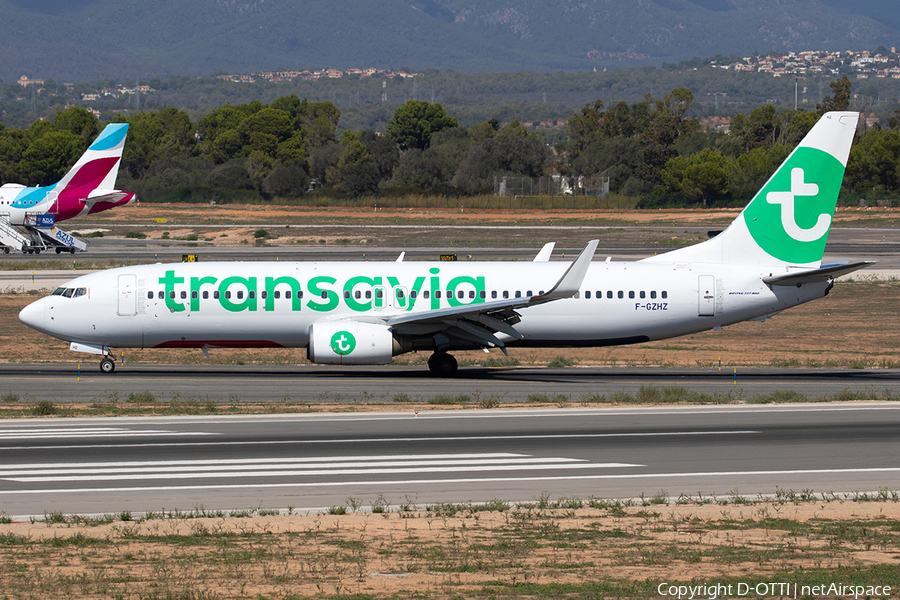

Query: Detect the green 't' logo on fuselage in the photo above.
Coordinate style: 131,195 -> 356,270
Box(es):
330,331 -> 356,355
744,146 -> 844,264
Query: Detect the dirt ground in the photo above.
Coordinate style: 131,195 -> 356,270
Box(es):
1,499 -> 897,599
84,202 -> 900,227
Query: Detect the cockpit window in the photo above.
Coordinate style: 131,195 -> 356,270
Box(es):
52,287 -> 87,298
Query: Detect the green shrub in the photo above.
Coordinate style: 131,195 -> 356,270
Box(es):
547,355 -> 576,368
32,400 -> 57,416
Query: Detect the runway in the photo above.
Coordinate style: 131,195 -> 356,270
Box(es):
4,364 -> 900,403
0,403 -> 897,517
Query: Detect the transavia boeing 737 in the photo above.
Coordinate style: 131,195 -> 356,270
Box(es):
0,123 -> 134,254
19,112 -> 873,376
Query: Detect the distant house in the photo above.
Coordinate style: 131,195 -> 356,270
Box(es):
18,75 -> 43,87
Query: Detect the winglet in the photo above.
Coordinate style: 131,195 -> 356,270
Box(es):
533,242 -> 555,262
529,240 -> 598,304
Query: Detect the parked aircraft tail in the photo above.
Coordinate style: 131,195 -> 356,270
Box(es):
50,123 -> 134,220
643,111 -> 860,268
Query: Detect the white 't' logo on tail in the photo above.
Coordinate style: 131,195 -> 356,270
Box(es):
766,168 -> 831,242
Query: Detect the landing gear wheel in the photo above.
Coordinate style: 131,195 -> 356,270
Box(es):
3,247 -> 8,254
69,248 -> 76,254
99,358 -> 116,374
56,247 -> 62,254
428,352 -> 458,377
34,248 -> 40,254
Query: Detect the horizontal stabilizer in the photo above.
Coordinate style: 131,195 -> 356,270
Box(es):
85,190 -> 132,204
763,261 -> 876,286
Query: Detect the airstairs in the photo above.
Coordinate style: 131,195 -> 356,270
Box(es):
0,213 -> 88,254
33,225 -> 88,253
0,213 -> 31,253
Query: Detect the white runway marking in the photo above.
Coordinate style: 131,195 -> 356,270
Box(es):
0,427 -> 213,440
0,429 -> 757,451
1,467 -> 898,496
0,452 -> 640,484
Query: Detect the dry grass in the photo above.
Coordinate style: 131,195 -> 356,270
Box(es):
0,497 -> 898,599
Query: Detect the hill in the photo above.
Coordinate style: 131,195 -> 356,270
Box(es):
0,0 -> 898,81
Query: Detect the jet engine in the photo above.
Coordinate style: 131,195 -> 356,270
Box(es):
307,321 -> 396,365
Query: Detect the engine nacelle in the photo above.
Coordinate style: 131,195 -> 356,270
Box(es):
308,321 -> 395,365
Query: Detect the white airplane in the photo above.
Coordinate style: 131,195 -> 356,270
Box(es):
19,111 -> 871,376
0,123 -> 134,253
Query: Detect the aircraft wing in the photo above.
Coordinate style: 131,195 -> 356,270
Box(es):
381,240 -> 599,351
763,261 -> 875,286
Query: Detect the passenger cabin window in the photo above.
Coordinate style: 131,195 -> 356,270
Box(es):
662,291 -> 668,298
148,291 -> 154,299
617,291 -> 623,299
650,291 -> 657,299
640,291 -> 646,299
274,291 -> 281,299
503,291 -> 509,299
585,291 -> 591,299
628,291 -> 635,299
607,291 -> 613,299
491,291 -> 497,299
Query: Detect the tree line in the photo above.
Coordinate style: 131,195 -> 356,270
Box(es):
1,78 -> 899,206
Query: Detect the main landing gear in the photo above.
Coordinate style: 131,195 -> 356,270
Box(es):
99,357 -> 116,373
428,352 -> 458,377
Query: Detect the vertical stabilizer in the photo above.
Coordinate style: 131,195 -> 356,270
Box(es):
643,111 -> 859,268
57,123 -> 129,193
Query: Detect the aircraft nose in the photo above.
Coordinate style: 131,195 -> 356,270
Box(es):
18,299 -> 45,332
